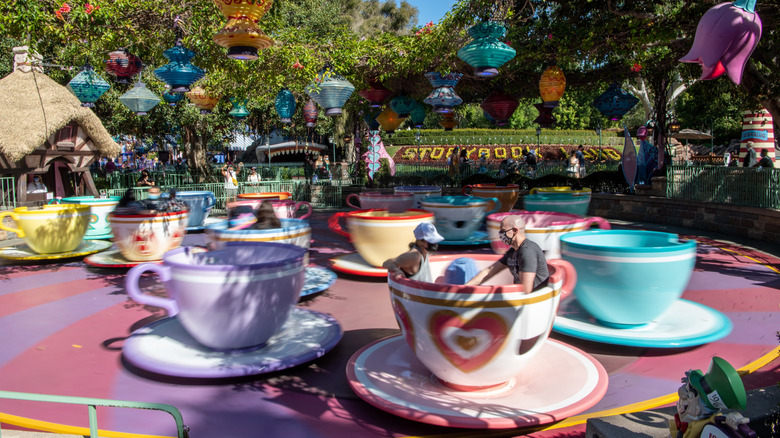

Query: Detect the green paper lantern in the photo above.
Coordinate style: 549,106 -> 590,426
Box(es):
119,82 -> 161,116
230,98 -> 250,119
67,64 -> 110,107
457,21 -> 516,78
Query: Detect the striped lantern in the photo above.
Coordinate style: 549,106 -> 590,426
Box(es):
358,81 -> 392,108
303,99 -> 318,127
105,49 -> 143,84
481,90 -> 519,126
739,108 -> 775,163
119,82 -> 161,116
67,64 -> 111,107
275,89 -> 296,123
212,0 -> 273,60
424,72 -> 463,114
456,21 -> 516,77
305,67 -> 355,117
154,41 -> 205,93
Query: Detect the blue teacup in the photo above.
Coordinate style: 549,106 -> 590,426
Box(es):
420,195 -> 500,241
60,196 -> 121,238
560,230 -> 696,326
523,192 -> 591,217
165,191 -> 216,228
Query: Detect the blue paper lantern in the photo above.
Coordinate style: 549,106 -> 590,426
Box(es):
364,108 -> 380,130
410,101 -> 427,128
457,21 -> 516,77
163,91 -> 184,106
593,83 -> 639,121
423,72 -> 463,114
275,89 -> 296,123
119,82 -> 161,116
389,95 -> 415,118
153,40 -> 205,93
67,64 -> 110,107
305,66 -> 355,117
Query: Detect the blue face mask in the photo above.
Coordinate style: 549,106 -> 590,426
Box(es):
148,194 -> 160,200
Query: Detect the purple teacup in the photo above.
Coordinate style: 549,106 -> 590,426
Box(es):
125,243 -> 307,350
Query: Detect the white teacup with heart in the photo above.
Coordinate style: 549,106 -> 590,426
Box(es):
388,254 -> 576,390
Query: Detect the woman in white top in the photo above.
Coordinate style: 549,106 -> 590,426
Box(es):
247,167 -> 261,184
26,175 -> 47,194
222,163 -> 239,198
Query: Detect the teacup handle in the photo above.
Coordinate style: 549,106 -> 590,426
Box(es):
204,192 -> 217,210
0,211 -> 23,238
529,187 -> 539,194
483,197 -> 501,216
462,185 -> 473,196
586,216 -> 611,230
125,263 -> 179,316
48,198 -> 61,204
548,258 -> 577,300
327,212 -> 351,239
345,193 -> 361,209
294,201 -> 312,219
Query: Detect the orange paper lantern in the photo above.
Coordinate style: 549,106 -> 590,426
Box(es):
539,66 -> 566,107
187,86 -> 221,114
375,108 -> 405,134
439,113 -> 459,131
213,0 -> 274,60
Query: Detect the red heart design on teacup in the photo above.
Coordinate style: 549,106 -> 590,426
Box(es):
392,299 -> 415,353
430,310 -> 509,373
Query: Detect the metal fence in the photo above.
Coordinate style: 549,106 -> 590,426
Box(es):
0,177 -> 15,210
666,165 -> 780,209
107,180 -> 343,214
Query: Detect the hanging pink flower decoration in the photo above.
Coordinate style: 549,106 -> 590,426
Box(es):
679,0 -> 762,85
631,63 -> 642,72
84,3 -> 98,14
59,3 -> 71,13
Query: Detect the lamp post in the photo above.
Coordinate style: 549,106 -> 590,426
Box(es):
536,126 -> 541,151
595,121 -> 602,161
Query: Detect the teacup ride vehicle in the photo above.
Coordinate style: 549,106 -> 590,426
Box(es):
0,204 -> 111,261
227,199 -> 312,220
463,183 -> 520,213
393,185 -> 442,208
162,190 -> 219,231
123,243 -> 343,378
553,230 -> 733,348
524,187 -> 592,217
486,210 -> 611,259
419,196 -> 499,246
347,254 -> 609,428
328,209 -> 436,277
85,207 -> 189,268
56,196 -> 122,240
205,217 -> 335,298
346,192 -> 416,213
237,191 -> 293,202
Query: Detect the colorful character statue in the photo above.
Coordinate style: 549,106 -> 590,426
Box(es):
670,356 -> 755,438
362,130 -> 396,181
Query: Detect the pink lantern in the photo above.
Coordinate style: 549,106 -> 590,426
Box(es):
303,99 -> 318,127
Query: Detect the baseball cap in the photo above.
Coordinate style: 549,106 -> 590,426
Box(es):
414,222 -> 444,244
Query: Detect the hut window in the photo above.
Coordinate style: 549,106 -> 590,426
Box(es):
56,124 -> 76,148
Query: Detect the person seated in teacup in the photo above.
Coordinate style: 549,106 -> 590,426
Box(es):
227,201 -> 281,230
466,215 -> 549,293
383,222 -> 445,283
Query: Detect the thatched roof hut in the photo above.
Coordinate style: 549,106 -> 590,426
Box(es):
0,47 -> 120,205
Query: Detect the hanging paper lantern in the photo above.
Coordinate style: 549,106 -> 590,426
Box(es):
212,0 -> 274,60
186,86 -> 220,114
593,83 -> 639,121
105,49 -> 143,84
153,40 -> 205,93
358,81 -> 393,107
439,113 -> 458,131
364,108 -> 381,130
119,82 -> 161,116
457,21 -> 516,77
483,111 -> 497,125
389,95 -> 415,118
409,101 -> 427,128
305,66 -> 355,117
424,72 -> 463,114
67,64 -> 110,107
375,108 -> 404,134
229,98 -> 250,119
275,89 -> 296,123
679,0 -> 762,85
163,91 -> 184,106
481,90 -> 519,126
533,103 -> 555,128
303,99 -> 319,127
539,66 -> 566,107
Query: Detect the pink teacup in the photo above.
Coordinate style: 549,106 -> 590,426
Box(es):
227,199 -> 312,219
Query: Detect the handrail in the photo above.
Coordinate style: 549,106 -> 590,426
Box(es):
0,390 -> 188,438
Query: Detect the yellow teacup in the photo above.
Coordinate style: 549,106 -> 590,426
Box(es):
329,209 -> 435,267
529,187 -> 592,195
0,204 -> 90,254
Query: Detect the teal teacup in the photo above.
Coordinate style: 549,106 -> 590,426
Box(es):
60,196 -> 121,238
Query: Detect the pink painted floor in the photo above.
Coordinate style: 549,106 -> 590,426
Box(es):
0,211 -> 778,437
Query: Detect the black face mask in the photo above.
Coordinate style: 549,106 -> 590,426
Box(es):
427,243 -> 439,252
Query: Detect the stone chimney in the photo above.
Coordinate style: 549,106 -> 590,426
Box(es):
13,46 -> 43,73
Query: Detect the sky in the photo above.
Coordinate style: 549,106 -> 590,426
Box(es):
404,0 -> 459,26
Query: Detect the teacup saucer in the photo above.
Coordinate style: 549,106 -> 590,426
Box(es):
123,308 -> 343,378
186,217 -> 224,232
330,253 -> 387,278
438,230 -> 490,246
553,296 -> 733,348
347,335 -> 608,429
0,240 -> 112,261
83,232 -> 114,240
84,249 -> 161,268
302,266 -> 338,298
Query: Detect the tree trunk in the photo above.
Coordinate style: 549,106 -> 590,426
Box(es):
741,61 -> 780,135
652,76 -> 669,169
181,124 -> 213,183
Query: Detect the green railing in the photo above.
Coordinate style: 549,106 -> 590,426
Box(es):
107,171 -> 192,189
0,177 -> 16,210
0,390 -> 188,438
667,165 -> 780,208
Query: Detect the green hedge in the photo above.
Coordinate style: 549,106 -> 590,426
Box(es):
383,128 -> 625,147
